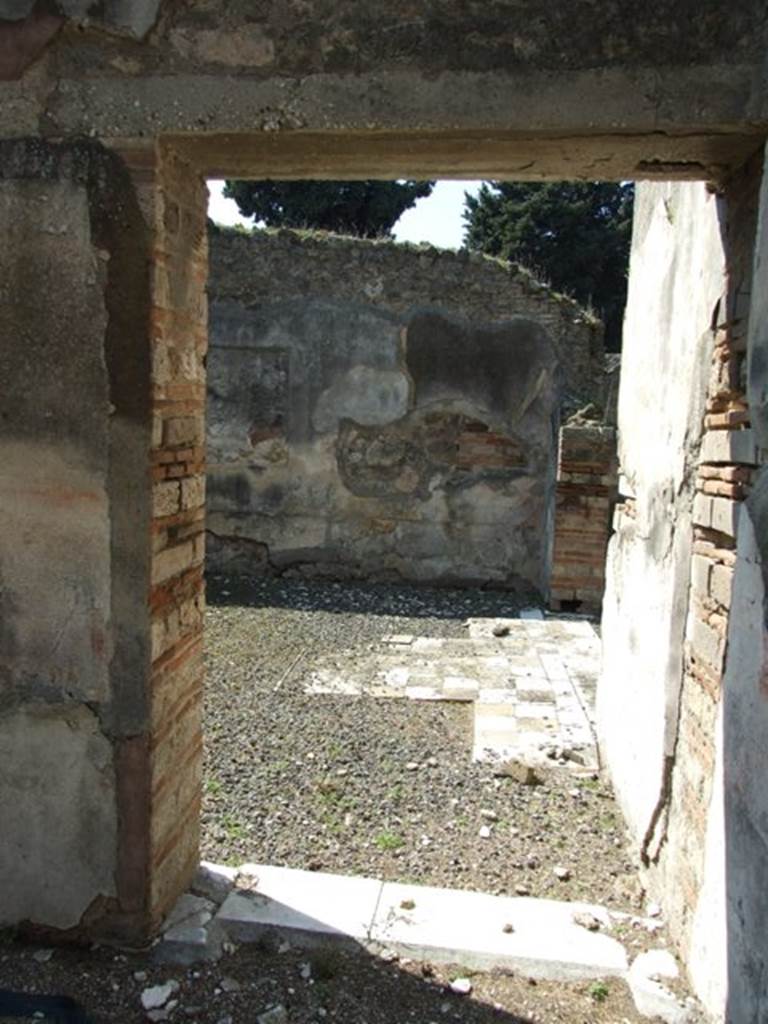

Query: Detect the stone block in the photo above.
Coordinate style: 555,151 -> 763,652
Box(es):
627,950 -> 692,1024
154,892 -> 223,965
164,416 -> 201,447
153,480 -> 181,518
215,865 -> 382,948
0,708 -> 117,930
690,554 -> 712,597
710,563 -> 734,608
690,615 -> 725,674
181,475 -> 205,510
151,540 -> 195,584
192,861 -> 237,905
701,428 -> 758,466
709,496 -> 740,538
369,882 -> 627,980
693,493 -> 713,528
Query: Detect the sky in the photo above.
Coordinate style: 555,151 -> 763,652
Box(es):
206,179 -> 484,250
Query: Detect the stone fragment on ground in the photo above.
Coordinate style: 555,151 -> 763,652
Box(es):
257,1006 -> 288,1024
192,860 -> 237,904
141,980 -> 179,1012
153,892 -> 223,965
449,977 -> 473,994
628,950 -> 698,1023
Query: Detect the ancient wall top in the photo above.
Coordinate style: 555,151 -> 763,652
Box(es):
1,1 -> 766,182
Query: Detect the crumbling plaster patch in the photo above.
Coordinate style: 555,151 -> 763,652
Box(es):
0,705 -> 117,930
205,230 -> 577,593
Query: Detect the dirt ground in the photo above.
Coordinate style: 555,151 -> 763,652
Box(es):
0,937 -> 690,1024
202,577 -> 638,909
0,576 -> 703,1023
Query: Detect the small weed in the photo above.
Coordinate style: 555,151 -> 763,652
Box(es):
319,786 -> 343,806
375,831 -> 405,851
316,777 -> 348,807
589,980 -> 609,1003
205,777 -> 222,796
320,810 -> 345,835
222,815 -> 246,840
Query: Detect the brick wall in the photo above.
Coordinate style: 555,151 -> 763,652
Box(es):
124,141 -> 209,928
657,156 -> 761,954
549,422 -> 617,612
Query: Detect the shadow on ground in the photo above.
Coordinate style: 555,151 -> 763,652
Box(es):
205,573 -> 538,620
0,933 -> 609,1024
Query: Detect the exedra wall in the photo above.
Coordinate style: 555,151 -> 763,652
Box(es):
205,227 -> 604,596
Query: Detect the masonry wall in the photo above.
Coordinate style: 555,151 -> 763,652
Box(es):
599,158 -> 768,1019
1,2 -> 765,186
0,139 -> 208,941
206,228 -> 602,595
0,142 -> 152,935
550,422 -> 617,613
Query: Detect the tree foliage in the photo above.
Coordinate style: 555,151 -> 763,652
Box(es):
463,182 -> 634,350
223,179 -> 435,239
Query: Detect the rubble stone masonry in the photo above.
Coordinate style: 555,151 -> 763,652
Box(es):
206,228 -> 604,596
549,422 -> 617,613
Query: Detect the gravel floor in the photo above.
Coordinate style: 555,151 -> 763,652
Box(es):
202,576 -> 641,911
0,938 -> 682,1024
0,576 -> 703,1024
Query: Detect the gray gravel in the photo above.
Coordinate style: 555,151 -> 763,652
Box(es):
202,576 -> 640,910
0,939 -> 672,1024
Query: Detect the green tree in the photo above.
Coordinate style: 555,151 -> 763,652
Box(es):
223,179 -> 435,239
463,182 -> 634,350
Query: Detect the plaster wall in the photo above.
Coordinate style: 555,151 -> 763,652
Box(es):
598,182 -> 724,847
719,144 -> 768,1023
0,176 -> 118,929
600,158 -> 768,1019
206,229 -> 599,593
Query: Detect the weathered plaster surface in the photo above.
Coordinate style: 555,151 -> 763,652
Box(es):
0,706 -> 117,929
0,180 -> 111,706
719,143 -> 768,1022
0,143 -> 157,937
598,182 -> 724,846
720,494 -> 768,1023
0,173 -> 118,929
207,231 -> 586,593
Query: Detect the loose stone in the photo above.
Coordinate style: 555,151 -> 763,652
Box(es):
141,981 -> 179,1012
257,1006 -> 289,1024
450,977 -> 473,995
